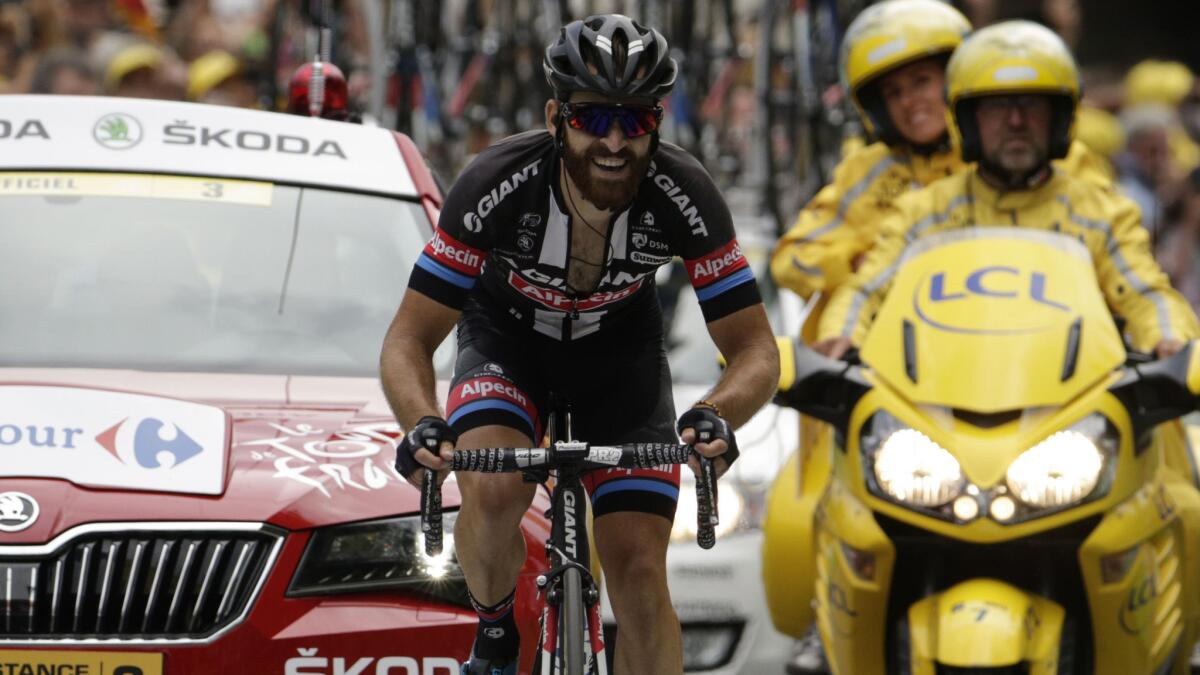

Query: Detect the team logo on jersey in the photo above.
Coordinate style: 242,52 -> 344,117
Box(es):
640,212 -> 655,228
508,271 -> 642,311
518,233 -> 535,252
687,240 -> 749,283
519,213 -> 542,230
631,251 -> 672,266
632,232 -> 648,249
485,363 -> 504,375
462,160 -> 541,233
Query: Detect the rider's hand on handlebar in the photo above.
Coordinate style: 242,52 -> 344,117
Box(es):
678,406 -> 738,479
813,335 -> 853,360
395,416 -> 457,489
1155,339 -> 1186,358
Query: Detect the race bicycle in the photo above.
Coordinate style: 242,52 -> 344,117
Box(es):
420,401 -> 720,675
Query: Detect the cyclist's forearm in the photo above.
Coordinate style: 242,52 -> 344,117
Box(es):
380,334 -> 444,428
703,337 -> 779,429
699,305 -> 780,429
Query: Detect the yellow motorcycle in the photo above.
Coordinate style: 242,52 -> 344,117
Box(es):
776,228 -> 1200,674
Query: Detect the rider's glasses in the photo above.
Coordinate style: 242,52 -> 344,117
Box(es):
561,102 -> 663,139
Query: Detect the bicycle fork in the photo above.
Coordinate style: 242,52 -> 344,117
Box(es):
536,407 -> 608,675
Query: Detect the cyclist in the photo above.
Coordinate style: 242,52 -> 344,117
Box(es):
816,20 -> 1200,358
380,14 -> 779,675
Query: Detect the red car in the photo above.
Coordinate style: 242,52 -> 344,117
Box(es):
0,95 -> 548,674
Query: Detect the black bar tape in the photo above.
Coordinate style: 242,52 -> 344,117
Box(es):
695,455 -> 718,550
421,470 -> 443,556
451,448 -> 513,472
629,443 -> 691,467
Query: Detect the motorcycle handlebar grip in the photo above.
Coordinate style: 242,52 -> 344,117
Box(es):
421,469 -> 443,557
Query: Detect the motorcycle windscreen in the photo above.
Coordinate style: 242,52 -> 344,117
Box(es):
859,227 -> 1125,413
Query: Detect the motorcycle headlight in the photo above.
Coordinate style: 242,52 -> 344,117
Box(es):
864,412 -> 963,508
288,511 -> 468,606
1006,414 -> 1115,510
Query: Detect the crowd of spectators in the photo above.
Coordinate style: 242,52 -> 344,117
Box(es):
0,0 -> 343,107
1065,59 -> 1200,313
3,0 -> 1200,317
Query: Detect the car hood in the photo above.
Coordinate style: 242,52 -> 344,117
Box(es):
0,368 -> 452,543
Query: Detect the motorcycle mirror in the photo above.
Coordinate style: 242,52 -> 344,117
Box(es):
1110,340 -> 1200,438
774,335 -> 871,430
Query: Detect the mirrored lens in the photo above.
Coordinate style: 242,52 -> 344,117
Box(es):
567,105 -> 659,139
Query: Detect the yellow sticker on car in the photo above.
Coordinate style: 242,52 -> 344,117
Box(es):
0,172 -> 273,206
0,649 -> 163,674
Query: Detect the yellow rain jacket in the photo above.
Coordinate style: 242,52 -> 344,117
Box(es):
770,142 -> 963,300
771,138 -> 1111,301
818,167 -> 1200,351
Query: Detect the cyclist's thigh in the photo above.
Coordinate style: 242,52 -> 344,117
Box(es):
569,341 -> 681,521
448,314 -> 548,446
448,313 -> 548,507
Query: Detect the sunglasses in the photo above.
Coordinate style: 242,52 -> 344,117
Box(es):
561,102 -> 664,139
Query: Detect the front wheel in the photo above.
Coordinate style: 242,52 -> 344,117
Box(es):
560,567 -> 586,675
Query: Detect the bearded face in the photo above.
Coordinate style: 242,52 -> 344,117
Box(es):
560,134 -> 653,210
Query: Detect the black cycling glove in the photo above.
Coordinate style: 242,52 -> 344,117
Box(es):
677,406 -> 739,468
395,416 -> 459,479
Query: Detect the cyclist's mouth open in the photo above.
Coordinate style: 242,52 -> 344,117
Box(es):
592,156 -> 629,175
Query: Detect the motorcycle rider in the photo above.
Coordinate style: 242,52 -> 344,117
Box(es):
770,0 -> 1109,310
770,0 -> 971,306
762,4 -> 1109,665
380,14 -> 779,675
816,20 -> 1200,358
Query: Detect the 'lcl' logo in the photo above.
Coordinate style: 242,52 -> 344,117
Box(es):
96,418 -> 203,469
928,266 -> 1069,311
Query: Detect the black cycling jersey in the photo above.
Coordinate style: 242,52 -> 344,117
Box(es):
409,130 -> 762,340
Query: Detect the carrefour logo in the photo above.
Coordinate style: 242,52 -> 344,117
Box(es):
93,113 -> 143,150
0,385 -> 227,496
95,418 -> 204,469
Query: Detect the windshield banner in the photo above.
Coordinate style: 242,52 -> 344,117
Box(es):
0,385 -> 228,495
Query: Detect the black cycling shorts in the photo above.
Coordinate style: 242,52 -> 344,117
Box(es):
445,299 -> 680,520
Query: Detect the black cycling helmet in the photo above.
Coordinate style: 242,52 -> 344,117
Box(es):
543,14 -> 677,101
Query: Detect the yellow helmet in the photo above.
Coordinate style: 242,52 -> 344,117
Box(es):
840,0 -> 971,145
188,50 -> 241,101
947,20 -> 1080,161
1074,105 -> 1124,160
1125,60 -> 1195,107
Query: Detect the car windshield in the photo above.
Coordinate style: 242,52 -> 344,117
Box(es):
0,172 -> 444,377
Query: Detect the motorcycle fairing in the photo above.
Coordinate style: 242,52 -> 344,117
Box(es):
860,228 -> 1126,414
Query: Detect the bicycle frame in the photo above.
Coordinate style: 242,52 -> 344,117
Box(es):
420,403 -> 718,675
536,404 -> 606,675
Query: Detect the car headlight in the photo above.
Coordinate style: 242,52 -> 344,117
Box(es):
288,511 -> 468,606
1006,414 -> 1114,509
671,481 -> 748,544
864,412 -> 963,507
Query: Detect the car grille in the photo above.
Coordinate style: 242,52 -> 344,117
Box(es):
0,524 -> 283,642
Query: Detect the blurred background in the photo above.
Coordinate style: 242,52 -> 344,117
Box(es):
3,0 -> 1200,310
